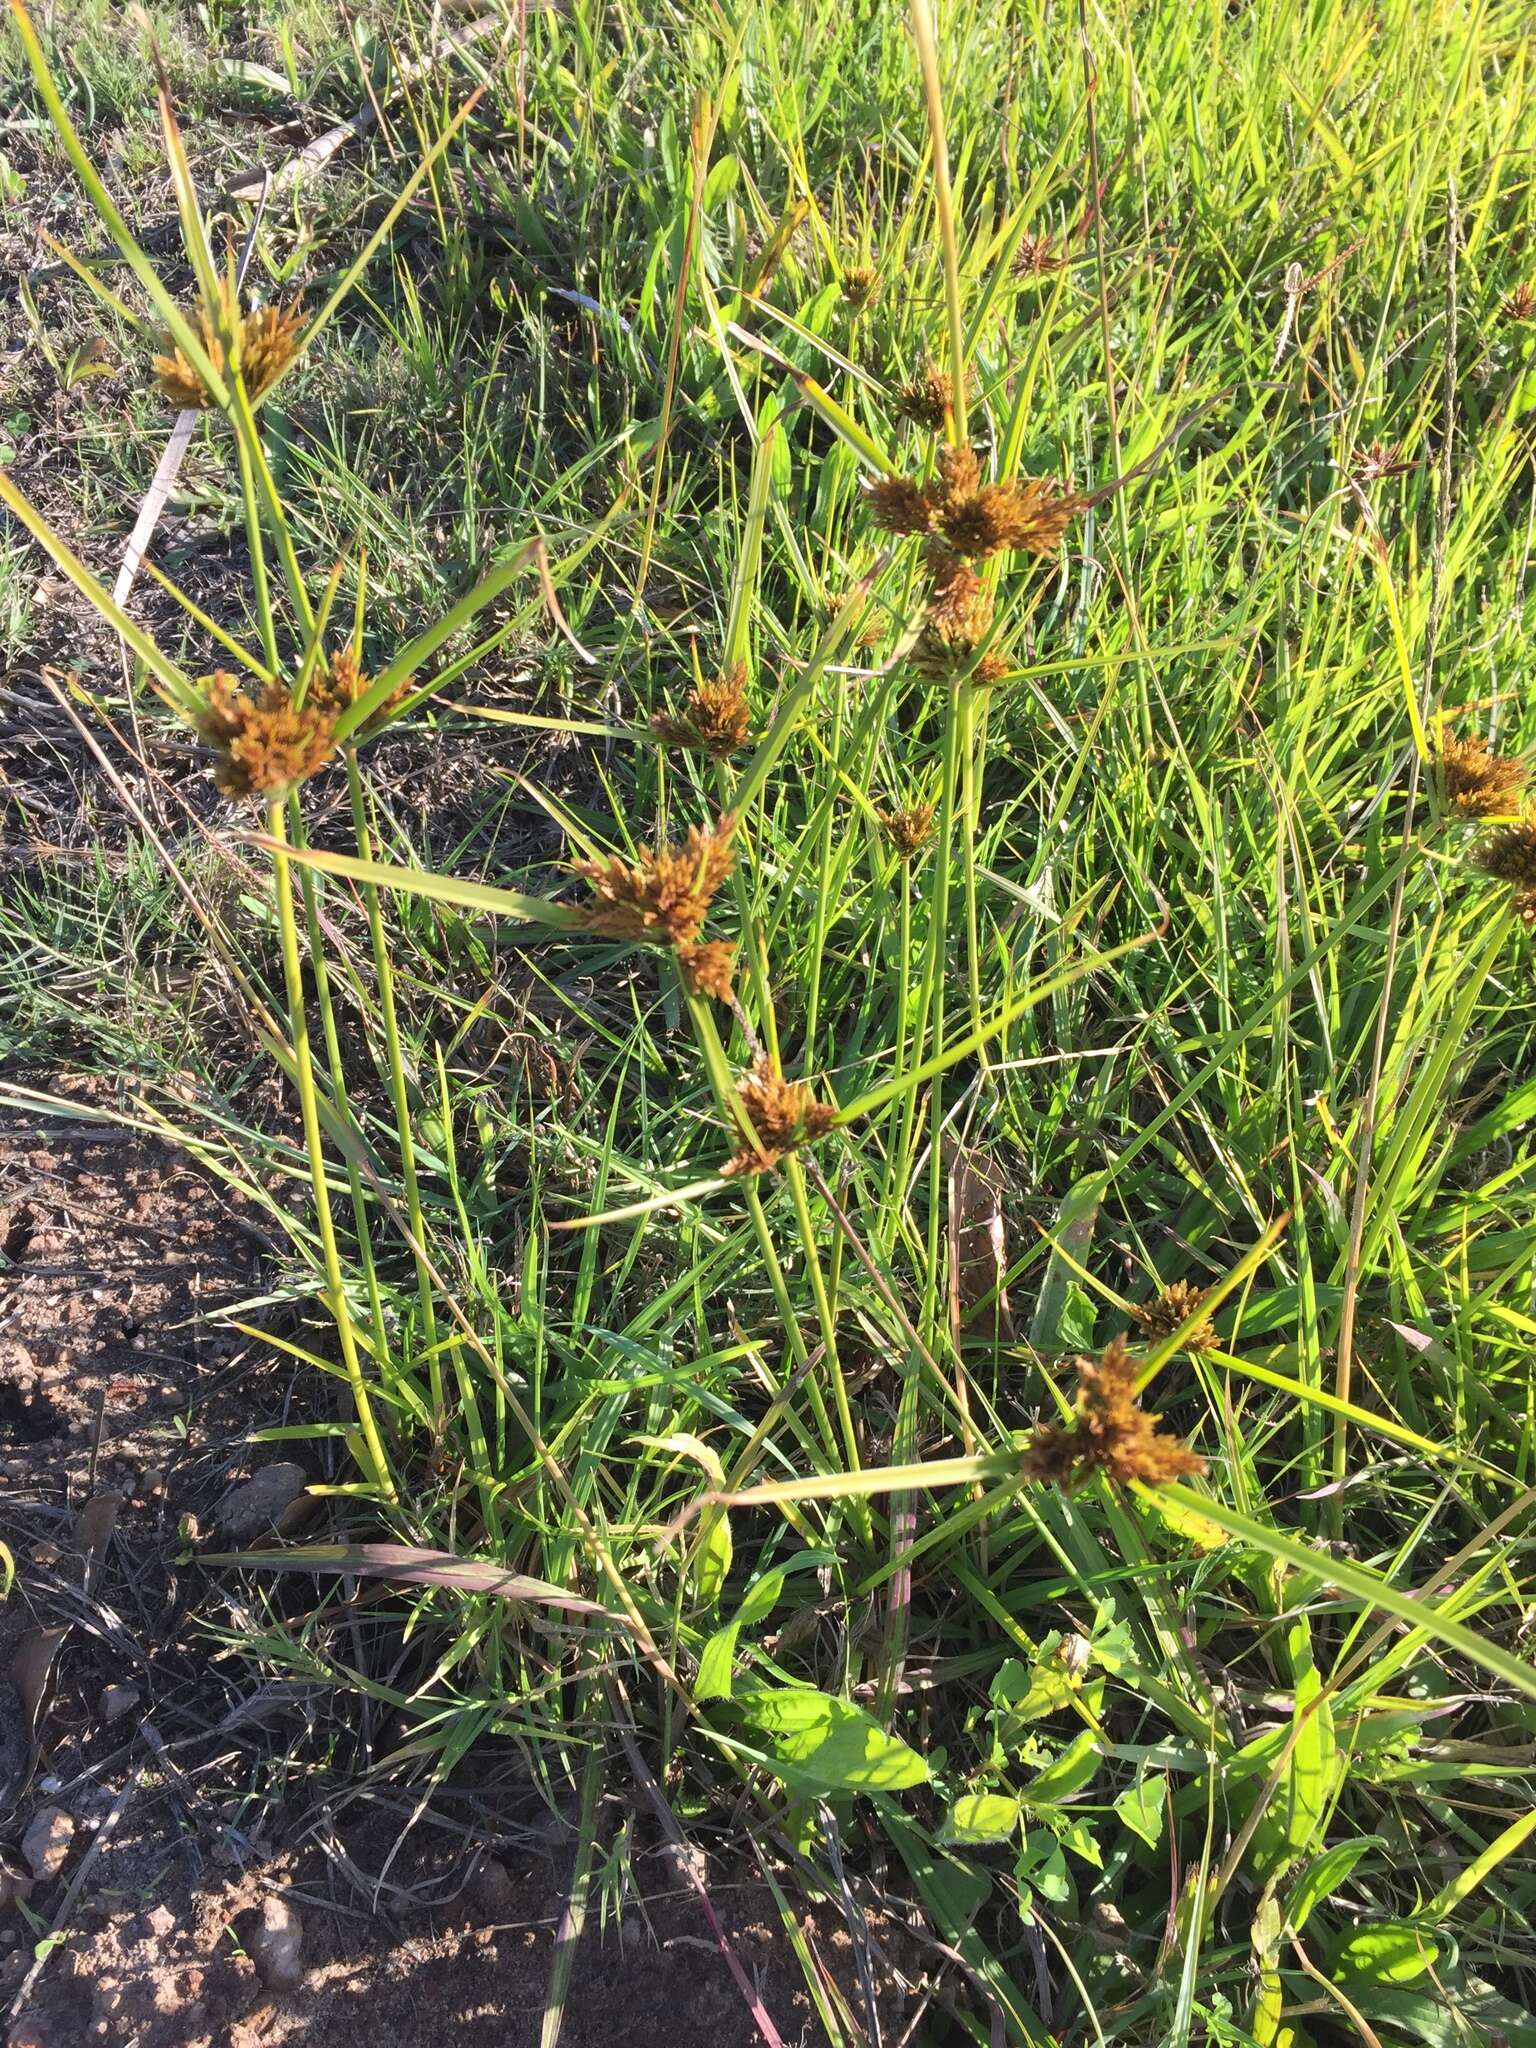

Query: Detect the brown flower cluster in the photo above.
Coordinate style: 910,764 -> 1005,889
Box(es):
880,801 -> 936,860
1472,812 -> 1536,924
1021,1337 -> 1206,1493
896,362 -> 955,432
724,1057 -> 838,1176
1132,1280 -> 1217,1354
929,446 -> 1078,562
651,664 -> 751,759
1014,229 -> 1065,279
1502,281 -> 1536,325
195,670 -> 336,800
155,291 -> 303,411
866,443 -> 1076,681
1438,733 -> 1525,818
841,264 -> 878,311
572,814 -> 737,999
310,644 -> 413,734
912,549 -> 1009,684
677,939 -> 736,1000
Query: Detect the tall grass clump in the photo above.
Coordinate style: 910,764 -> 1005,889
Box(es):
6,0 -> 1536,2039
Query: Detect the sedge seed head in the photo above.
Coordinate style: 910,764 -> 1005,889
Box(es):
866,474 -> 937,537
677,939 -> 736,1002
651,663 -> 751,758
1438,733 -> 1525,818
724,1057 -> 837,1176
1132,1280 -> 1217,1354
194,670 -> 337,800
880,802 -> 936,860
1021,1336 -> 1206,1492
895,362 -> 955,432
155,290 -> 303,410
841,263 -> 879,310
1502,281 -> 1536,325
1472,811 -> 1536,922
939,471 -> 1078,560
573,813 -> 736,948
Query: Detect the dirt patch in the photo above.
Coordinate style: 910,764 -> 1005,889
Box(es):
4,1810 -> 908,2048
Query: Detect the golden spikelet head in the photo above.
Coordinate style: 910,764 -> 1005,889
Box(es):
573,813 -> 736,948
938,469 -> 1078,560
1021,1337 -> 1206,1493
724,1057 -> 837,1176
1131,1280 -> 1217,1354
879,802 -> 936,860
154,288 -> 303,410
841,263 -> 878,311
194,670 -> 337,801
1472,811 -> 1536,923
866,474 -> 936,537
911,546 -> 1005,681
307,644 -> 413,736
895,362 -> 954,432
651,663 -> 751,759
677,939 -> 736,1002
1438,733 -> 1525,818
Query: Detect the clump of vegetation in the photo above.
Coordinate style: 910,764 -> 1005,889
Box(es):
5,0 -> 1536,2039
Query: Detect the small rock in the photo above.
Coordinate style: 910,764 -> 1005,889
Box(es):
215,1464 -> 311,1542
250,1894 -> 304,1992
469,1854 -> 518,1924
99,1684 -> 141,1723
145,1904 -> 176,1940
21,1807 -> 74,1883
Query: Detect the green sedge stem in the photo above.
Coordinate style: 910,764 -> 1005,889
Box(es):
288,792 -> 391,1376
345,747 -> 446,1434
910,0 -> 968,444
267,801 -> 394,1501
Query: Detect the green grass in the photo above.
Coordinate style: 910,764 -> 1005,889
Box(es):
5,0 -> 1536,2040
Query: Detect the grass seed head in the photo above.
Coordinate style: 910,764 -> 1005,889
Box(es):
1132,1280 -> 1217,1353
1502,280 -> 1536,324
1438,733 -> 1525,818
651,663 -> 752,758
1021,1336 -> 1206,1492
841,263 -> 878,310
896,362 -> 955,431
573,813 -> 736,947
155,290 -> 303,410
1472,811 -> 1536,922
677,939 -> 736,1001
725,1057 -> 837,1176
194,670 -> 337,800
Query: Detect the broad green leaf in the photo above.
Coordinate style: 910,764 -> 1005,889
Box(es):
1333,1921 -> 1439,1987
1114,1775 -> 1166,1849
1282,1837 -> 1385,1935
731,1687 -> 929,1793
1247,1625 -> 1339,1883
1021,1729 -> 1100,1806
940,1792 -> 1022,1844
693,1508 -> 732,1607
695,1623 -> 738,1703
